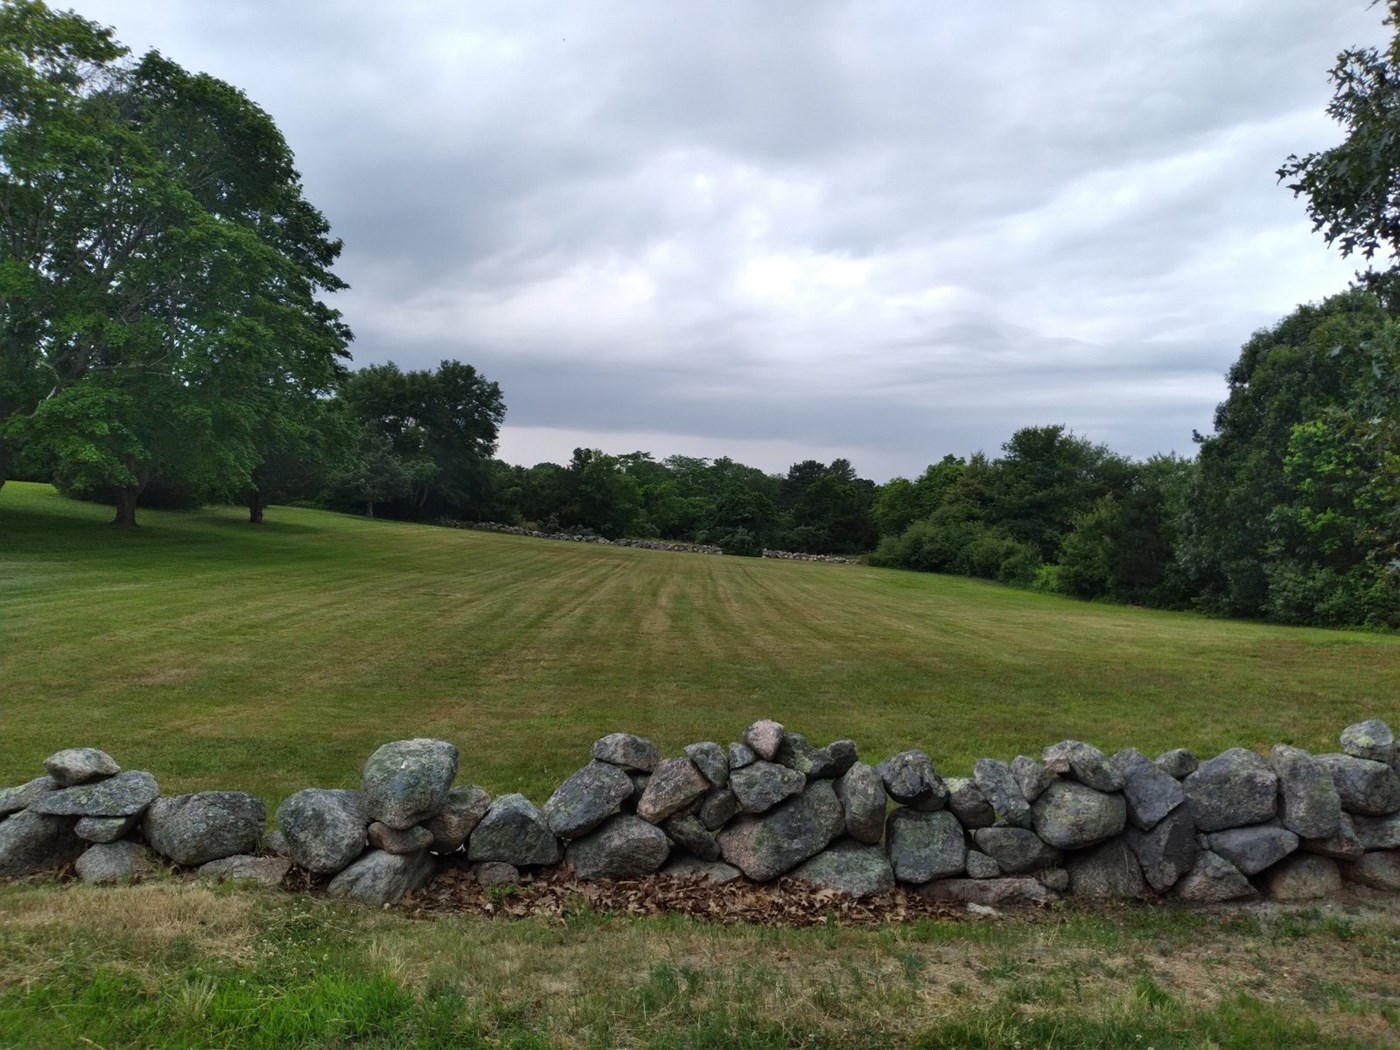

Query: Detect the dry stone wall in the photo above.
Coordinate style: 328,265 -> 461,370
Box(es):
3,720 -> 1399,910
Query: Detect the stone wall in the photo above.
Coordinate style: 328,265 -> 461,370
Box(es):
760,549 -> 857,564
449,521 -> 724,555
3,720 -> 1398,910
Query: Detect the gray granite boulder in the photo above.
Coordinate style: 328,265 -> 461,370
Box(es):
727,742 -> 756,770
835,762 -> 887,844
917,877 -> 1058,905
1112,748 -> 1185,830
774,733 -> 823,777
198,854 -> 293,888
31,770 -> 159,818
973,759 -> 1031,827
368,822 -> 434,855
877,750 -> 948,811
0,776 -> 56,817
1125,808 -> 1198,892
1302,812 -> 1365,860
592,733 -> 661,771
683,742 -> 729,788
971,826 -> 1059,875
1068,839 -> 1146,899
636,758 -> 710,823
1183,748 -> 1278,832
791,838 -> 895,897
44,748 -> 120,787
1155,748 -> 1198,779
697,788 -> 740,831
0,810 -> 85,876
467,794 -> 562,866
327,849 -> 435,906
1315,754 -> 1400,817
718,780 -> 844,881
1031,780 -> 1125,849
422,785 -> 491,852
1343,850 -> 1400,891
1042,740 -> 1123,792
472,861 -> 520,887
1037,867 -> 1071,892
361,739 -> 458,831
1175,850 -> 1257,902
730,761 -> 806,815
663,812 -> 720,861
75,813 -> 140,843
1010,756 -> 1054,802
966,851 -> 1001,879
1340,719 -> 1395,766
544,761 -> 634,839
75,840 -> 157,884
276,788 -> 368,874
743,719 -> 785,761
885,809 -> 965,883
1205,823 -> 1299,876
819,740 -> 860,779
662,855 -> 743,884
1263,854 -> 1342,902
143,792 -> 265,867
1271,745 -> 1341,840
567,814 -> 671,879
1353,813 -> 1400,851
945,778 -> 996,829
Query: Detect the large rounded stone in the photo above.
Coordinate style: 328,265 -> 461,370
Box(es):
972,826 -> 1059,874
0,776 -> 56,817
683,742 -> 729,787
327,849 -> 435,906
31,770 -> 159,818
1155,748 -> 1198,779
276,788 -> 368,874
1067,839 -> 1145,899
1031,780 -> 1125,849
466,794 -> 562,866
0,810 -> 85,877
885,808 -> 966,883
198,854 -> 293,888
834,762 -> 887,844
1315,754 -> 1400,817
697,788 -> 740,831
1271,745 -> 1342,839
1125,808 -> 1199,892
422,785 -> 491,852
75,840 -> 156,884
743,719 -> 785,761
945,778 -> 996,829
361,739 -> 459,831
727,742 -> 757,770
1011,756 -> 1054,802
1183,748 -> 1278,832
877,750 -> 948,811
44,748 -> 120,787
544,761 -> 634,839
636,758 -> 710,823
1175,850 -> 1257,902
1205,823 -> 1299,876
1340,719 -> 1396,766
143,792 -> 265,867
1042,740 -> 1123,792
1302,812 -> 1364,860
791,838 -> 894,898
973,759 -> 1031,827
1343,850 -> 1400,891
75,813 -> 140,843
718,780 -> 845,881
1263,854 -> 1342,902
592,733 -> 661,772
730,761 -> 806,815
368,822 -> 434,855
1112,748 -> 1185,830
566,815 -> 670,879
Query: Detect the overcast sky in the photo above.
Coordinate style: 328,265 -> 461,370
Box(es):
73,1 -> 1389,480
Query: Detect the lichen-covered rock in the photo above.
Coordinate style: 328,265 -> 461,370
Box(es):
683,742 -> 729,788
774,733 -> 823,777
730,761 -> 806,815
1155,748 -> 1198,779
1263,854 -> 1342,902
718,780 -> 844,881
1343,850 -> 1400,891
885,809 -> 965,883
743,720 -> 785,761
1315,754 -> 1400,817
945,778 -> 996,829
791,838 -> 894,897
1010,756 -> 1054,802
75,813 -> 140,843
198,854 -> 292,888
1353,813 -> 1400,851
1270,745 -> 1341,840
1183,748 -> 1278,832
75,840 -> 156,884
1125,808 -> 1198,892
877,750 -> 948,811
422,785 -> 491,852
0,810 -> 85,876
1042,740 -> 1123,792
965,851 -> 1001,879
327,849 -> 435,906
1302,812 -> 1365,860
467,794 -> 562,866
727,742 -> 756,770
697,788 -> 740,831
1205,823 -> 1299,876
1031,780 -> 1125,849
31,770 -> 159,818
368,822 -> 434,855
916,877 -> 1058,905
544,761 -> 634,839
636,758 -> 710,823
835,762 -> 886,844
592,733 -> 661,772
361,739 -> 458,831
1340,719 -> 1396,766
972,826 -> 1059,874
973,759 -> 1031,827
1175,850 -> 1256,902
143,792 -> 265,867
567,815 -> 670,879
662,855 -> 742,884
663,812 -> 719,861
44,748 -> 120,787
276,788 -> 368,874
1112,748 -> 1185,830
819,740 -> 860,780
1067,838 -> 1145,899
0,776 -> 56,817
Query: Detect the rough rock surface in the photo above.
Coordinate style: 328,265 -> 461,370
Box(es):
472,861 -> 520,887
75,840 -> 156,884
730,761 -> 806,815
946,778 -> 996,829
1010,756 -> 1054,802
790,838 -> 894,898
361,738 -> 459,831
1315,754 -> 1400,817
877,750 -> 948,811
1112,748 -> 1185,830
467,794 -> 562,866
368,822 -> 434,855
0,776 -> 56,817
697,788 -> 740,831
636,758 -> 710,823
744,720 -> 785,761
819,740 -> 860,780
966,851 -> 1001,879
1183,748 -> 1278,832
75,813 -> 140,844
1067,838 -> 1145,899
1175,850 -> 1256,902
885,809 -> 966,883
1042,741 -> 1123,792
1263,854 -> 1342,902
1353,813 -> 1400,851
327,849 -> 435,906
0,810 -> 85,877
972,826 -> 1058,874
143,792 -> 265,867
973,759 -> 1031,827
683,742 -> 729,788
727,742 -> 756,770
198,855 -> 292,888
1155,749 -> 1198,779
917,877 -> 1058,905
567,815 -> 671,879
31,770 -> 158,818
662,856 -> 743,884
1125,809 -> 1199,892
1272,745 -> 1342,840
718,780 -> 844,881
422,785 -> 491,852
1031,780 -> 1125,849
835,762 -> 887,844
44,748 -> 120,787
592,733 -> 661,771
276,788 -> 368,874
1340,719 -> 1396,766
774,733 -> 824,777
663,813 -> 719,862
544,761 -> 635,838
1343,850 -> 1400,891
1302,812 -> 1365,860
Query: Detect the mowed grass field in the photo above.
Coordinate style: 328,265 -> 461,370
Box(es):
2,480 -> 1398,804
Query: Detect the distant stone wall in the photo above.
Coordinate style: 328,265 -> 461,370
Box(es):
451,521 -> 723,555
760,549 -> 857,564
3,720 -> 1398,911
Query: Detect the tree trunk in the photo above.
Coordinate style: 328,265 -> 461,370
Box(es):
112,486 -> 139,527
365,499 -> 374,518
0,435 -> 8,492
248,488 -> 265,524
